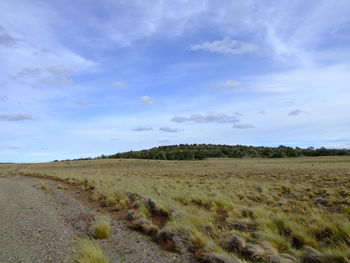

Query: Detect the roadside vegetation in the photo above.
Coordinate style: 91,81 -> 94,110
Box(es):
93,216 -> 111,239
3,156 -> 350,263
74,238 -> 109,263
0,163 -> 17,177
39,181 -> 48,190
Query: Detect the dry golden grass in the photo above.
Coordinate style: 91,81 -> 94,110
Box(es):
93,216 -> 111,239
0,163 -> 18,177
5,156 -> 350,262
39,181 -> 48,190
74,238 -> 109,263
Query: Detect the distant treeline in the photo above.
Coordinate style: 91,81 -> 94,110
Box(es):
95,144 -> 350,160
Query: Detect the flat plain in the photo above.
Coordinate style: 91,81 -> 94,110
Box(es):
1,156 -> 350,263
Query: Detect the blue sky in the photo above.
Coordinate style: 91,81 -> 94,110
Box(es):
1,0 -> 350,162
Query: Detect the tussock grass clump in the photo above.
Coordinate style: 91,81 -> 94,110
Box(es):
56,184 -> 67,190
93,216 -> 111,239
91,190 -> 103,202
220,233 -> 246,252
190,231 -> 209,250
103,194 -> 117,207
118,198 -> 130,209
39,181 -> 48,190
194,250 -> 243,263
128,216 -> 160,237
74,238 -> 109,263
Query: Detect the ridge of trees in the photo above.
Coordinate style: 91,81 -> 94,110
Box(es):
94,144 -> 350,160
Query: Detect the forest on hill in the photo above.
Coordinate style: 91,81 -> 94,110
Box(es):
96,144 -> 350,160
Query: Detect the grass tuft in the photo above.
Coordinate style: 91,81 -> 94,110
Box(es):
93,216 -> 111,239
39,181 -> 48,190
74,238 -> 109,263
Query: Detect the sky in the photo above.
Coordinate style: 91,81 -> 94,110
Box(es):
1,0 -> 350,162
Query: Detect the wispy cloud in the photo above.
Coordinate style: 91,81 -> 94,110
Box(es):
288,109 -> 306,116
171,113 -> 239,124
140,96 -> 157,106
113,81 -> 128,88
76,100 -> 89,107
9,145 -> 22,150
233,124 -> 255,129
189,37 -> 259,55
205,81 -> 292,94
0,25 -> 18,47
40,77 -> 74,86
0,113 -> 32,121
17,68 -> 42,77
253,84 -> 294,93
132,126 -> 153,132
47,66 -> 72,76
159,126 -> 180,133
205,80 -> 242,91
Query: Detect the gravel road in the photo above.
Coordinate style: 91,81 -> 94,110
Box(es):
0,176 -> 194,263
0,176 -> 77,262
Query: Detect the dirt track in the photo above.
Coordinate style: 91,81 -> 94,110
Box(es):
0,176 -> 193,263
0,176 -> 77,262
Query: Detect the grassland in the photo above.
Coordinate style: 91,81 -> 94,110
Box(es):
2,157 -> 350,263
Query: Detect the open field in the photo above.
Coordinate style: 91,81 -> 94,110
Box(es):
2,156 -> 350,263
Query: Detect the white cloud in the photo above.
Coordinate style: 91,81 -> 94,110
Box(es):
252,84 -> 294,93
205,80 -> 242,91
205,80 -> 295,94
95,0 -> 209,46
159,126 -> 180,133
40,77 -> 74,86
47,66 -> 72,76
256,1 -> 350,65
233,124 -> 255,129
171,112 -> 239,124
9,145 -> 22,150
0,113 -> 32,121
140,96 -> 157,106
288,109 -> 305,116
189,37 -> 259,55
132,126 -> 153,132
17,68 -> 42,77
0,1 -> 97,92
0,25 -> 18,47
113,81 -> 128,88
76,100 -> 89,107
